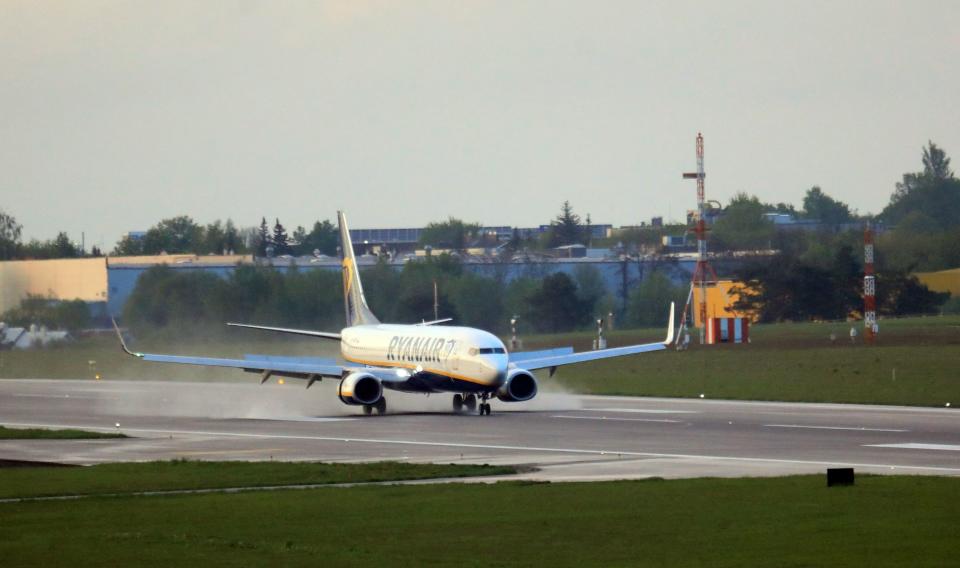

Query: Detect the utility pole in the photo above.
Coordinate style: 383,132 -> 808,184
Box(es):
433,279 -> 439,321
682,133 -> 719,344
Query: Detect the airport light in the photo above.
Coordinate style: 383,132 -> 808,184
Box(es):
510,315 -> 520,350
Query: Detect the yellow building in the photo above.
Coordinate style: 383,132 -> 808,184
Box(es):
915,268 -> 960,297
0,258 -> 108,314
691,280 -> 757,327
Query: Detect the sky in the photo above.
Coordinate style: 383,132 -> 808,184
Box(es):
2,1 -> 958,250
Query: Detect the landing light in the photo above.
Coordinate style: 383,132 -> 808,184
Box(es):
278,378 -> 285,385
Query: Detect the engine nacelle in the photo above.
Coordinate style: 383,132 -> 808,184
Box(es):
496,369 -> 538,403
338,372 -> 383,406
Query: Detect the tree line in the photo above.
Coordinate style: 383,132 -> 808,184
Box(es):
722,142 -> 959,321
120,256 -> 685,336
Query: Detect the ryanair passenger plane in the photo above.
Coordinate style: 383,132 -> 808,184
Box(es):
115,212 -> 673,416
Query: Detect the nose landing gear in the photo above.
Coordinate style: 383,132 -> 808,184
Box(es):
477,392 -> 492,416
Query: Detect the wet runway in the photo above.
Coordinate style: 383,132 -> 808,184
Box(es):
2,379 -> 959,480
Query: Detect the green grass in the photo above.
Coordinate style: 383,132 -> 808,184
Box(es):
539,315 -> 960,406
0,461 -> 515,500
1,475 -> 957,566
0,426 -> 127,440
2,316 -> 958,406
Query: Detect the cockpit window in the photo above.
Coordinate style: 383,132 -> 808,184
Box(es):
478,347 -> 506,354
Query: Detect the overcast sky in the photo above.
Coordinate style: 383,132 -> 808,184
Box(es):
2,1 -> 958,249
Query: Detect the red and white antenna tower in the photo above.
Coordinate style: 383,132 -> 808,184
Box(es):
864,222 -> 876,344
681,132 -> 719,344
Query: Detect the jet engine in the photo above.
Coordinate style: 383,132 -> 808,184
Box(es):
338,372 -> 383,406
496,369 -> 538,402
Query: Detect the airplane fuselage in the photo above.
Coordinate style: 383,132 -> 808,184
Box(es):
341,324 -> 509,392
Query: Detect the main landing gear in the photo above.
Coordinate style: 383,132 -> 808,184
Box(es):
453,393 -> 491,415
453,393 -> 478,413
363,397 -> 387,415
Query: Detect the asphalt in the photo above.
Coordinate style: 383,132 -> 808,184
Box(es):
2,378 -> 959,481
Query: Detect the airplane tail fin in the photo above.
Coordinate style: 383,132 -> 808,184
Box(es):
338,211 -> 380,327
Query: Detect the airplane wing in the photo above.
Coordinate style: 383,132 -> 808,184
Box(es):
508,347 -> 574,364
225,322 -> 341,340
509,303 -> 674,373
415,318 -> 453,326
113,321 -> 343,384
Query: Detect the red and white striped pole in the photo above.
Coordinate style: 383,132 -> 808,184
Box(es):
864,222 -> 876,344
682,133 -> 718,344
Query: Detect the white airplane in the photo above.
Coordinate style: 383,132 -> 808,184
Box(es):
115,211 -> 674,416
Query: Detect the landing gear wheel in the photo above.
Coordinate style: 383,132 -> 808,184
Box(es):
375,397 -> 387,415
363,404 -> 373,415
453,394 -> 464,413
464,394 -> 477,412
479,403 -> 491,416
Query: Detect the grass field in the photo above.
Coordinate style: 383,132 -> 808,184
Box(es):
1,315 -> 958,406
539,315 -> 960,406
1,474 -> 957,566
0,461 -> 514,500
0,426 -> 127,440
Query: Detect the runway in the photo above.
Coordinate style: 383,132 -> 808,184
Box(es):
2,379 -> 959,481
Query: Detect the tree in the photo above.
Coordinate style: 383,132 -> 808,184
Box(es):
883,141 -> 960,230
223,220 -> 243,254
876,271 -> 949,316
272,219 -> 291,256
573,264 -> 606,318
923,141 -> 952,180
122,265 -> 228,330
450,272 -> 505,332
295,220 -> 338,256
360,259 -> 403,323
627,271 -> 686,327
528,272 -> 591,332
547,201 -> 587,247
202,220 -> 227,255
712,193 -> 775,251
18,232 -> 82,259
0,209 -> 22,260
801,186 -> 853,225
140,216 -> 204,254
419,218 -> 482,251
732,244 -> 864,322
256,217 -> 270,257
112,234 -> 144,256
768,202 -> 798,216
51,232 -> 80,258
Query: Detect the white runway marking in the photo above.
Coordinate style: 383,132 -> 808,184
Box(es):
4,421 -> 960,474
866,443 -> 960,451
585,408 -> 698,415
765,424 -> 908,433
552,415 -> 682,424
13,394 -> 107,400
246,417 -> 356,423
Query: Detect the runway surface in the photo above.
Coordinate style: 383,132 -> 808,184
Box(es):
2,379 -> 959,480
